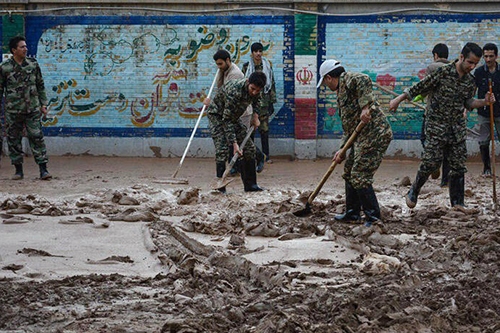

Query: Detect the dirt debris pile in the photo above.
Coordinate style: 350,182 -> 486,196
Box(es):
0,170 -> 500,332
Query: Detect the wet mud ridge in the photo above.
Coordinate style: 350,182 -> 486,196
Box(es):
0,175 -> 500,332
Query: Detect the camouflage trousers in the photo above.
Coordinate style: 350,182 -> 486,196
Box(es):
343,129 -> 393,189
419,127 -> 467,177
5,110 -> 48,165
258,113 -> 270,133
208,114 -> 256,164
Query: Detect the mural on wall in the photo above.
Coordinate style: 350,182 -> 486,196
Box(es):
24,16 -> 292,137
317,14 -> 500,139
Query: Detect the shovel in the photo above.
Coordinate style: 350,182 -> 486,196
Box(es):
211,125 -> 255,191
293,119 -> 367,217
488,79 -> 497,206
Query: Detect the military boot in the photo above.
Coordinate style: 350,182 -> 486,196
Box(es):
12,164 -> 23,180
39,163 -> 52,180
334,181 -> 361,222
449,173 -> 465,208
406,171 -> 428,208
357,185 -> 381,227
256,149 -> 265,173
241,158 -> 263,192
480,144 -> 491,176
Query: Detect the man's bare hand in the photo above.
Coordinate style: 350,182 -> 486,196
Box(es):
360,106 -> 371,124
485,92 -> 496,105
333,150 -> 345,164
389,93 -> 407,112
233,142 -> 243,156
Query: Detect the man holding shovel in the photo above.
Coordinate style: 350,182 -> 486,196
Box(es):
207,72 -> 266,193
390,42 -> 495,211
474,43 -> 500,177
317,59 -> 393,227
203,50 -> 251,177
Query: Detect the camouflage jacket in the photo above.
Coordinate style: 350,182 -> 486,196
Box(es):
405,60 -> 475,132
337,72 -> 391,148
242,61 -> 277,112
207,78 -> 262,143
0,57 -> 48,114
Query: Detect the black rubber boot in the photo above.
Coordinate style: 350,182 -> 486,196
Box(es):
12,164 -> 23,180
256,148 -> 265,173
480,144 -> 491,176
241,158 -> 263,192
216,162 -> 227,193
406,171 -> 428,208
39,163 -> 52,180
357,185 -> 381,227
449,173 -> 465,208
441,154 -> 450,187
260,131 -> 270,161
334,181 -> 361,222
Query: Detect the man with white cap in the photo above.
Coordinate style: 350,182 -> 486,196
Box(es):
317,59 -> 393,227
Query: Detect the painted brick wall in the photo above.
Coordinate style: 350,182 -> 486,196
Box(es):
21,15 -> 294,140
317,14 -> 500,140
1,12 -> 500,157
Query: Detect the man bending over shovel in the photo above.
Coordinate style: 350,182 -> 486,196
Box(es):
317,59 -> 393,227
207,71 -> 266,193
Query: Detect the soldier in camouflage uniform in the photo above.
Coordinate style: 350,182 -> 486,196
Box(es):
242,42 -> 277,172
390,42 -> 495,211
207,72 -> 266,192
317,59 -> 393,227
0,36 -> 52,180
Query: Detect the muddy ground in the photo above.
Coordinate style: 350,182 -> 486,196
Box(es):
0,155 -> 499,333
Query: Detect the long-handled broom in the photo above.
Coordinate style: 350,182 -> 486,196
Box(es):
155,69 -> 219,185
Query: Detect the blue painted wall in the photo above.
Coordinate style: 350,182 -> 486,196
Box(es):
22,15 -> 294,139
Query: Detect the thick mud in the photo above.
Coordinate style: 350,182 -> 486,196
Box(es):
0,156 -> 499,332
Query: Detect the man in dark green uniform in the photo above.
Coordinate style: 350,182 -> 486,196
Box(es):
0,36 -> 52,180
317,59 -> 393,227
390,42 -> 495,211
207,72 -> 266,192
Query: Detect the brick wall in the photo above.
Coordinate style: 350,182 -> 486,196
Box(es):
1,10 -> 499,157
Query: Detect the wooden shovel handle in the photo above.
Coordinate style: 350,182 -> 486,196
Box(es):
488,79 -> 497,204
307,120 -> 367,204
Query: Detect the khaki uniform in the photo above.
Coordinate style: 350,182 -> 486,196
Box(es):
337,72 -> 393,189
207,78 -> 261,163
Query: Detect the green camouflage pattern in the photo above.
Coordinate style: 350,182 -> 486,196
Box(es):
207,78 -> 260,163
0,57 -> 49,165
337,72 -> 393,189
242,61 -> 277,123
405,61 -> 475,176
0,57 -> 48,113
5,110 -> 48,164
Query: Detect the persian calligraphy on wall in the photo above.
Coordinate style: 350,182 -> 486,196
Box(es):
34,21 -> 286,133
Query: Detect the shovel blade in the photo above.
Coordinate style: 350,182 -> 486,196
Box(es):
293,203 -> 312,217
211,177 -> 235,190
